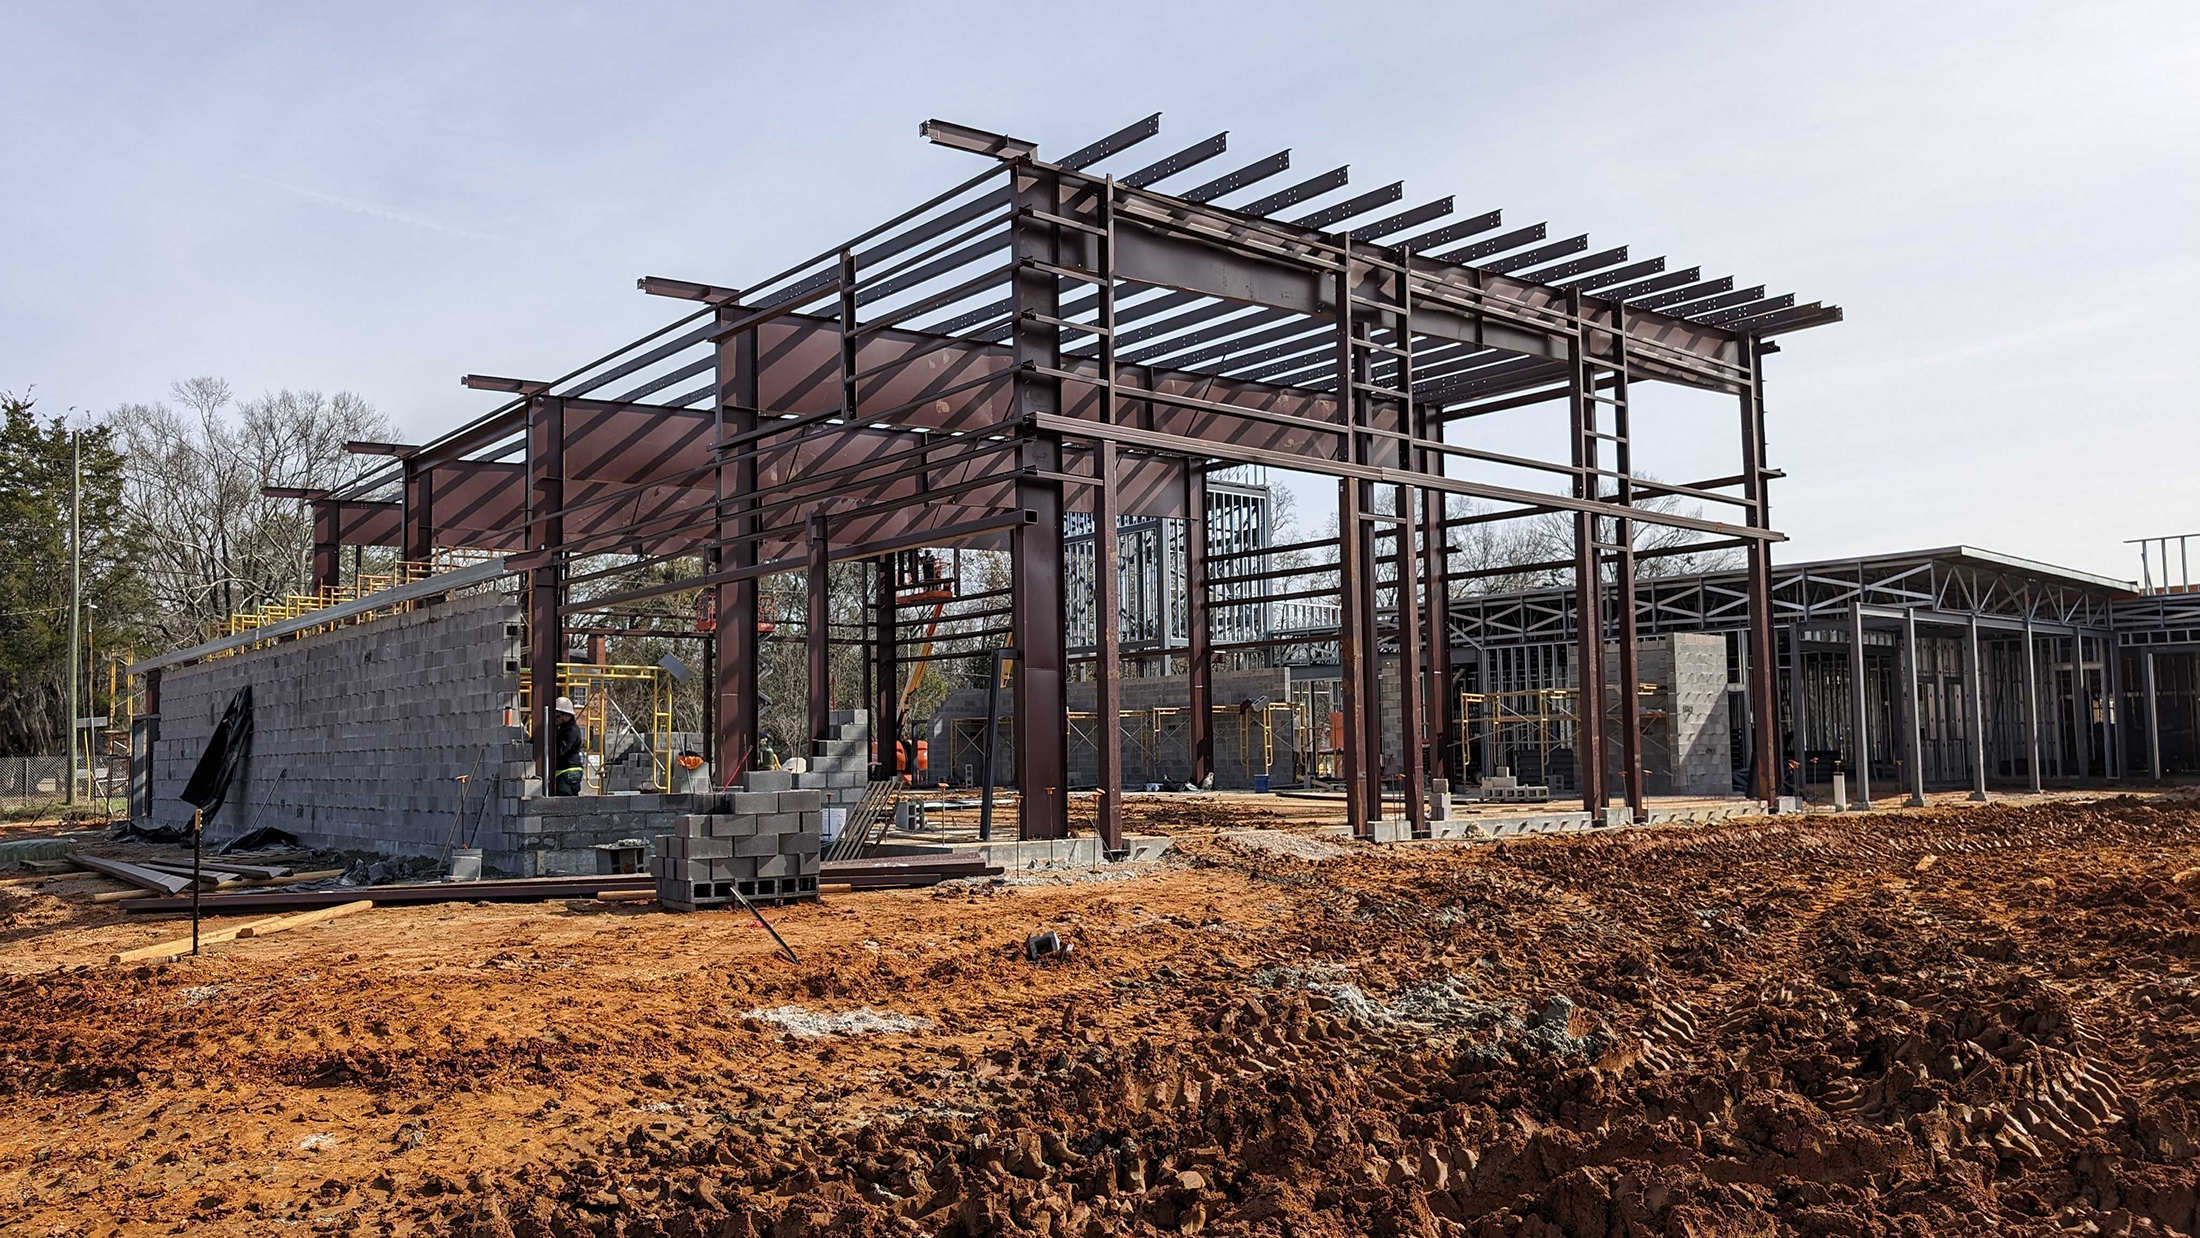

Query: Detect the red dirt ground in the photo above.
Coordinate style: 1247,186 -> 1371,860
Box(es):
3,794 -> 2198,1236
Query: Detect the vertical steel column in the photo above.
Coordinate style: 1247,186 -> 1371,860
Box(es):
1478,646 -> 1497,780
2022,619 -> 2043,793
2071,635 -> 2091,783
1966,615 -> 1989,800
1902,608 -> 1927,805
528,396 -> 565,785
1185,466 -> 1214,785
1788,623 -> 1808,800
1009,161 -> 1069,841
806,516 -> 830,745
403,459 -> 434,563
873,558 -> 898,778
2105,633 -> 2123,780
1847,601 -> 1872,809
1352,327 -> 1383,824
311,501 -> 340,591
1333,239 -> 1371,838
1739,342 -> 1779,808
2145,649 -> 2162,780
832,246 -> 861,759
1417,403 -> 1455,785
1392,267 -> 1427,837
714,313 -> 760,783
1608,301 -> 1643,819
1565,290 -> 1605,812
1092,176 -> 1124,853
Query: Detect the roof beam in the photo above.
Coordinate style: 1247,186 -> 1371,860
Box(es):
1058,113 -> 1163,170
1180,149 -> 1291,203
1292,181 -> 1403,230
460,374 -> 552,395
918,119 -> 1036,160
638,276 -> 743,304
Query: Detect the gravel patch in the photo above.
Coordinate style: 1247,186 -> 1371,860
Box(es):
742,1005 -> 934,1038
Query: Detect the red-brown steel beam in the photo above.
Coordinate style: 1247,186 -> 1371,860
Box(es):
1741,340 -> 1779,809
1185,465 -> 1214,787
806,514 -> 831,745
1009,161 -> 1070,842
716,310 -> 762,784
1567,291 -> 1607,813
528,396 -> 565,787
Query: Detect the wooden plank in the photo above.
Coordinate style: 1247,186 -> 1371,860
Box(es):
108,915 -> 291,965
594,889 -> 656,903
69,855 -> 195,895
235,899 -> 374,938
89,868 -> 345,905
121,875 -> 655,914
0,870 -> 102,887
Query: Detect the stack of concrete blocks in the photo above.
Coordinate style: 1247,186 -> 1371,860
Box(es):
598,730 -> 707,793
489,790 -> 726,877
650,710 -> 867,911
1600,633 -> 1732,796
1473,768 -> 1551,803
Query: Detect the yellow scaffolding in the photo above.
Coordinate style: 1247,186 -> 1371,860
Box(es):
520,663 -> 676,792
199,548 -> 504,656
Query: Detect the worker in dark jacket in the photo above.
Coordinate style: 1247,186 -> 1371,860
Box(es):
549,696 -> 586,795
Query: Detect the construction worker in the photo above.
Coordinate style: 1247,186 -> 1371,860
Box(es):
548,697 -> 586,795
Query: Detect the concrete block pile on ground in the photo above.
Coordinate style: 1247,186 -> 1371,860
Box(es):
650,711 -> 863,910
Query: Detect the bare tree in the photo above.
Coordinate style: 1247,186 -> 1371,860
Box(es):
113,378 -> 393,645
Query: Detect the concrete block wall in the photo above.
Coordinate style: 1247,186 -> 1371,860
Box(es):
651,710 -> 864,909
927,669 -> 1294,789
150,591 -> 527,861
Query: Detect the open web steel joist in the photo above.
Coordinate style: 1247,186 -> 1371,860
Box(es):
291,114 -> 1840,847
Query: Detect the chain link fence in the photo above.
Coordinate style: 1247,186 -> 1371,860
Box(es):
0,755 -> 128,810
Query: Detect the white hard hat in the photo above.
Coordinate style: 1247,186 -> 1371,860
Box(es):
553,696 -> 576,715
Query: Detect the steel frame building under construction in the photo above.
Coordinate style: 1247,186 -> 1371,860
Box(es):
264,114 -> 1849,850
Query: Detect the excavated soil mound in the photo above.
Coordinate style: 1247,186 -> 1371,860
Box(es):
2,796 -> 2197,1236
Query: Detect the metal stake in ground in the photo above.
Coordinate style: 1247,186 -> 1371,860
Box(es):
728,885 -> 798,964
189,807 -> 203,956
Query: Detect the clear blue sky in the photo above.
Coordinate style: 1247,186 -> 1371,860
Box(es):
3,1 -> 2194,579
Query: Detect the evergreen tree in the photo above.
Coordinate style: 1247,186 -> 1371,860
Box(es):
0,393 -> 142,755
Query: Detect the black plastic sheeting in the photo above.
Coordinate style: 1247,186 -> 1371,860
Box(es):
217,826 -> 301,854
181,685 -> 252,819
109,819 -> 191,845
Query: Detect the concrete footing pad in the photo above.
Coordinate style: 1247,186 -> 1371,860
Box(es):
866,834 -> 1174,869
1317,799 -> 1786,844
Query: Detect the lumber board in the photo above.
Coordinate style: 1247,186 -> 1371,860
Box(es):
235,899 -> 374,937
121,875 -> 654,914
108,915 -> 291,965
0,870 -> 102,886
